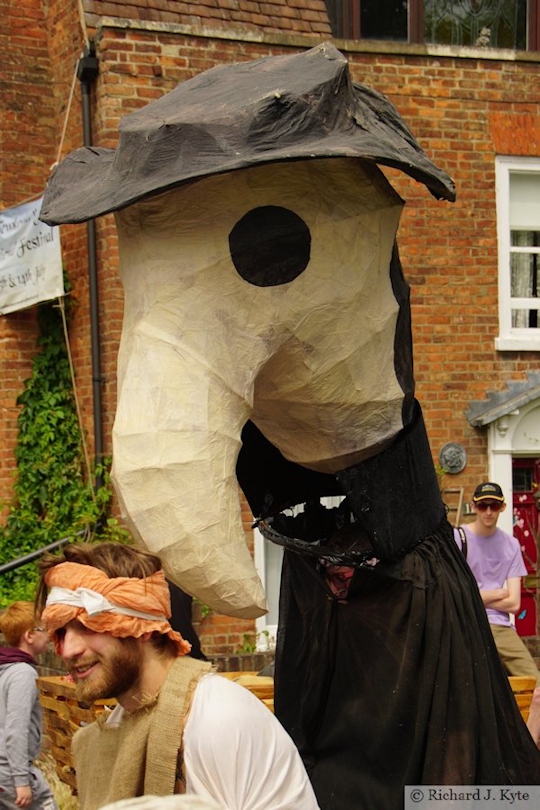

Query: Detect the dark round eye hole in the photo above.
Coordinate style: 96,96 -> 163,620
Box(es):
229,205 -> 311,287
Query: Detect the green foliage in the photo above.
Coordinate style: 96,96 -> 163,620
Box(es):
236,629 -> 274,654
193,598 -> 212,620
434,463 -> 448,492
434,463 -> 448,479
0,298 -> 130,608
237,633 -> 257,654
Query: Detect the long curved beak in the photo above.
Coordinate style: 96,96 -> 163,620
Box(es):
112,317 -> 269,618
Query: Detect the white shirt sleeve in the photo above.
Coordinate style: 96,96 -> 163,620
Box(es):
183,673 -> 320,810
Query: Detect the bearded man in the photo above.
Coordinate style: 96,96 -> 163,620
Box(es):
35,542 -> 319,810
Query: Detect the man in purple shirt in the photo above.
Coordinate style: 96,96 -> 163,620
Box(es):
455,482 -> 540,685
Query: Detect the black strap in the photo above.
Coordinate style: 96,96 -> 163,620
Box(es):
457,526 -> 468,560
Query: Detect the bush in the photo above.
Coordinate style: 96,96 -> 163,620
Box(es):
0,297 -> 130,608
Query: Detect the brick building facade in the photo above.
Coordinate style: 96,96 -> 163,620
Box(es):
2,1 -> 540,652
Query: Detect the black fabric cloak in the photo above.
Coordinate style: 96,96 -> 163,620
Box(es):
253,409 -> 540,809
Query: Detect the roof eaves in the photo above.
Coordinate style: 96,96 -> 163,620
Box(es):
466,371 -> 540,427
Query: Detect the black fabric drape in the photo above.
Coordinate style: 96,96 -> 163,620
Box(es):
275,523 -> 540,810
275,529 -> 540,809
167,582 -> 206,661
272,409 -> 540,809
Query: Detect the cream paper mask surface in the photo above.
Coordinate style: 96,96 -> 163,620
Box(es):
39,42 -> 455,618
112,159 -> 402,616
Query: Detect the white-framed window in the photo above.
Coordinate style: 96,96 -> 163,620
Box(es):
496,156 -> 540,351
254,495 -> 344,649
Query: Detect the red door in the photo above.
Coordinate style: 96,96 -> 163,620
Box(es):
512,458 -> 540,636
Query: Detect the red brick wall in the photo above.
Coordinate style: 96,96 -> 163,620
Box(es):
0,0 -> 55,514
0,311 -> 38,520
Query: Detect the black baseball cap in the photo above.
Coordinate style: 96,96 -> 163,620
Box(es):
473,482 -> 505,503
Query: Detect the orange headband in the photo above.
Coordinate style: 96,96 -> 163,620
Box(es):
42,561 -> 191,656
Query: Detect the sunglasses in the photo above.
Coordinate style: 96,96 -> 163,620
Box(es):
474,501 -> 503,512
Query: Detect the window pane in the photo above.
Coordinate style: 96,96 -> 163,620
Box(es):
513,466 -> 533,492
424,0 -> 527,49
510,250 -> 531,298
510,174 -> 540,229
511,231 -> 540,328
511,309 -> 540,327
361,0 -> 408,40
511,231 -> 540,248
325,0 -> 343,38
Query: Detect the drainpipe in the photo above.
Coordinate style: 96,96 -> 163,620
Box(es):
76,45 -> 104,491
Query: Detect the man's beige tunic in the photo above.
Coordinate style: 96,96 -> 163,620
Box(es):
72,657 -> 212,809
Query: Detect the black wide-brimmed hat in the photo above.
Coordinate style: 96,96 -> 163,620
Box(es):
40,42 -> 455,225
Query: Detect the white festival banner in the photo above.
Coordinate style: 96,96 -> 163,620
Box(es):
0,197 -> 64,315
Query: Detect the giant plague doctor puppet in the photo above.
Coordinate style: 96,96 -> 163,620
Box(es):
41,43 -> 540,808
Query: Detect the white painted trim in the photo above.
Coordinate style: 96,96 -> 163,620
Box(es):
253,496 -> 344,648
488,399 -> 540,535
488,424 -> 514,535
495,335 -> 540,351
495,156 -> 540,351
496,157 -> 512,343
253,526 -> 280,650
